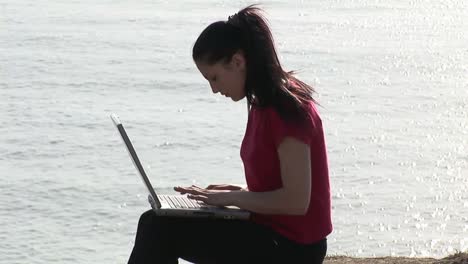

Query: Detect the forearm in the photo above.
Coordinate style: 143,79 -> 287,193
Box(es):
228,189 -> 308,215
233,183 -> 248,191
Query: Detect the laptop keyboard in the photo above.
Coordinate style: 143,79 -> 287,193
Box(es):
160,195 -> 205,209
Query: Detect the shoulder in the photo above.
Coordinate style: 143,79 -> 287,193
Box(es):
259,100 -> 322,129
304,100 -> 323,128
251,101 -> 321,147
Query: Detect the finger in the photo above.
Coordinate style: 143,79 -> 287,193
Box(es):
209,184 -> 231,191
187,194 -> 208,203
174,187 -> 204,195
175,186 -> 197,190
174,186 -> 189,194
206,184 -> 239,191
191,185 -> 207,192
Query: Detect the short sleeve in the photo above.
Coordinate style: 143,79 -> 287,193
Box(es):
266,108 -> 313,148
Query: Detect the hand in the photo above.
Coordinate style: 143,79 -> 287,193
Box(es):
174,185 -> 234,207
205,184 -> 246,191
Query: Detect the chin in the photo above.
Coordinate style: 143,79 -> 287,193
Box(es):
231,95 -> 245,102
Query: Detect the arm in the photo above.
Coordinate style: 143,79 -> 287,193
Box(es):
177,137 -> 311,215
229,137 -> 311,215
206,183 -> 249,191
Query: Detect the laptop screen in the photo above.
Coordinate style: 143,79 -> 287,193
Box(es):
111,114 -> 161,209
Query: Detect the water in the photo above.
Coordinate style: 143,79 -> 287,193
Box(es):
1,0 -> 467,263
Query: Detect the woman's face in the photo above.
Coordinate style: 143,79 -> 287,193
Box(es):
195,52 -> 246,102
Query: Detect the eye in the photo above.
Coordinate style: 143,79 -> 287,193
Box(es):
211,76 -> 217,82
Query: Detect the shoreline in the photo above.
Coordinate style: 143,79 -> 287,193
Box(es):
324,252 -> 468,264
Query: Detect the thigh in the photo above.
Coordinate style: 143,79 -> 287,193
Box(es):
140,211 -> 326,264
151,214 -> 280,263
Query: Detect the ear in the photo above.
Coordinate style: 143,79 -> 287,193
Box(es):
231,51 -> 246,71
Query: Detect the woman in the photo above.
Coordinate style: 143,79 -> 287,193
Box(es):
128,5 -> 332,264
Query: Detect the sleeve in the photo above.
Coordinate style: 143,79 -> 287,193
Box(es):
266,108 -> 313,148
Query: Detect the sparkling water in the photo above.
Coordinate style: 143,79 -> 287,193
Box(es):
1,0 -> 467,263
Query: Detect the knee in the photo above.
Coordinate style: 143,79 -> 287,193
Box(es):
140,209 -> 155,220
137,209 -> 172,231
137,209 -> 156,228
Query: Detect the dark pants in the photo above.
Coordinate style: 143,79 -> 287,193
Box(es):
128,210 -> 327,264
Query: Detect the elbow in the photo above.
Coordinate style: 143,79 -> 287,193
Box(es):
284,205 -> 308,216
284,195 -> 310,215
292,187 -> 311,215
299,201 -> 310,215
292,201 -> 310,215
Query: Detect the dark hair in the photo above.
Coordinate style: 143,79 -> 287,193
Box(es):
192,5 -> 316,124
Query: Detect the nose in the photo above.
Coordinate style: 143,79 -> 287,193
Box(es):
209,82 -> 220,94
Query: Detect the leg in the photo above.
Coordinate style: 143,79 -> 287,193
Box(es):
308,238 -> 327,264
175,217 -> 281,264
128,210 -> 180,264
183,229 -> 327,264
271,236 -> 327,264
127,210 -> 280,264
128,209 -> 327,264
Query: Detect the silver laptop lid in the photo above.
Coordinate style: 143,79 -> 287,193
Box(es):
111,114 -> 162,209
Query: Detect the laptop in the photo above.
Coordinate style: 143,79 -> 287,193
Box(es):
111,113 -> 250,220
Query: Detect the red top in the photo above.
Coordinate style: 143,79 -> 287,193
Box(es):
240,100 -> 332,244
